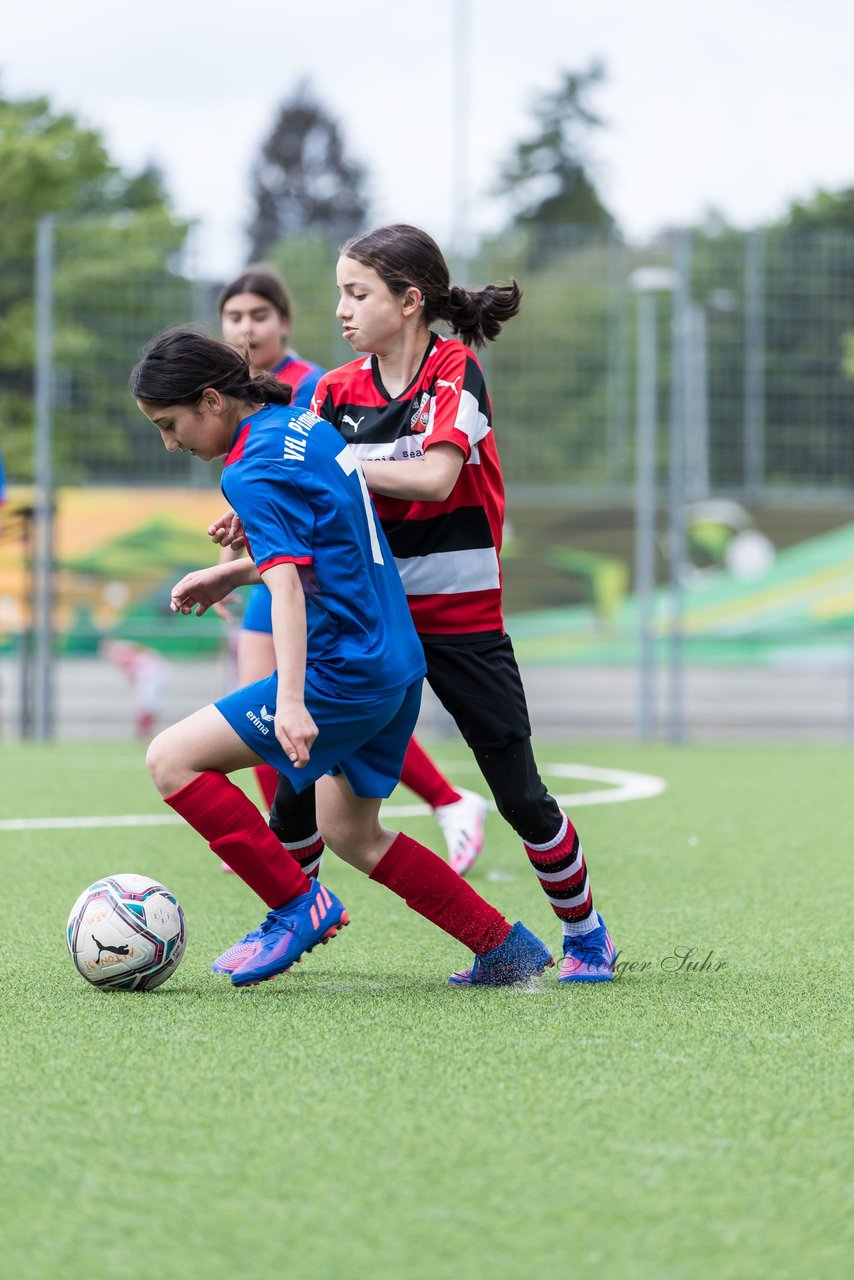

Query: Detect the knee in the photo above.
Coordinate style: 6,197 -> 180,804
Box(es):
145,729 -> 184,797
490,771 -> 555,840
321,820 -> 387,875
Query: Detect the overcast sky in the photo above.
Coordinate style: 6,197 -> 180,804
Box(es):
4,0 -> 853,277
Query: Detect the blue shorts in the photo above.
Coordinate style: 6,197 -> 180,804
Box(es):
214,675 -> 422,799
242,583 -> 273,634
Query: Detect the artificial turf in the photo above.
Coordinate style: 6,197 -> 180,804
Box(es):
0,741 -> 850,1280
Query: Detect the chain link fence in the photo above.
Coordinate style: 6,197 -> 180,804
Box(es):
1,218 -> 852,741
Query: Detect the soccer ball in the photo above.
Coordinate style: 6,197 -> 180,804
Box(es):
66,873 -> 187,991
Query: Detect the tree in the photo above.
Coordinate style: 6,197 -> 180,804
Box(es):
247,82 -> 369,259
685,187 -> 854,492
496,63 -> 614,257
0,88 -> 192,481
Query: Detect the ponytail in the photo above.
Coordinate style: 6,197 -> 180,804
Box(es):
443,281 -> 523,348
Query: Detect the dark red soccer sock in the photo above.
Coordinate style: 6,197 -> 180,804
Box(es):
369,832 -> 510,955
254,764 -> 279,812
400,737 -> 460,809
165,771 -> 311,908
524,811 -> 594,925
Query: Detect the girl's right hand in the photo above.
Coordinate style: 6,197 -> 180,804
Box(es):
208,510 -> 246,550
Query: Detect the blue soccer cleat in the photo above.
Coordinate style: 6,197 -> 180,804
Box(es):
211,926 -> 266,975
558,913 -> 616,982
229,881 -> 349,987
448,921 -> 554,986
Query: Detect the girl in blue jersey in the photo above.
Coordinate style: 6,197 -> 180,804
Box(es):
131,328 -> 551,987
217,267 -> 489,878
216,267 -> 325,814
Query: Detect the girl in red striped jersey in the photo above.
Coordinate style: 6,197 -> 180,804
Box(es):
311,223 -> 616,984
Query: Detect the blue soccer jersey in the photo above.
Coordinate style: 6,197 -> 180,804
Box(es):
221,403 -> 425,701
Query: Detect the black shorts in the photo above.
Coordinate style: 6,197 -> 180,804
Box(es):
419,631 -> 532,751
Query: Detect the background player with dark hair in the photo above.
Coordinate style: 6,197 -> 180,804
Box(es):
131,327 -> 552,988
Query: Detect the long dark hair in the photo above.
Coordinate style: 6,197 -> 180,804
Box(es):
130,329 -> 292,407
340,224 -> 522,348
217,265 -> 292,320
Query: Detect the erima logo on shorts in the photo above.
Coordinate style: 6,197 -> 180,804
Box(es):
245,710 -> 270,735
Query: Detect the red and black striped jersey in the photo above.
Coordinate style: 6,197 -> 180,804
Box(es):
311,333 -> 505,636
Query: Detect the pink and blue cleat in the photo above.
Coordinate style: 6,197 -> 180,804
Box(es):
448,921 -> 553,986
558,913 -> 616,982
214,880 -> 349,987
435,787 -> 489,878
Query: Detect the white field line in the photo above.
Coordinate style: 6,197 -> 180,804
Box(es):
0,763 -> 666,833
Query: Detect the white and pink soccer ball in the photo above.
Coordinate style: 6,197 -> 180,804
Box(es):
67,873 -> 187,991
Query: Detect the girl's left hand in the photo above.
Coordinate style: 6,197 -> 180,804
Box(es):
275,698 -> 318,767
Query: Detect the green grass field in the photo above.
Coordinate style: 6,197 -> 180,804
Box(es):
1,741 -> 851,1280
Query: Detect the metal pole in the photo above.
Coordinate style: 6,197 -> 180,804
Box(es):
450,0 -> 472,272
667,231 -> 691,743
606,232 -> 630,486
33,214 -> 55,741
635,290 -> 657,741
744,230 -> 765,498
685,304 -> 710,499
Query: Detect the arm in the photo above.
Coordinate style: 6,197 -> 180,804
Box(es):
170,558 -> 261,617
212,526 -> 248,620
263,561 -> 317,768
359,441 -> 464,502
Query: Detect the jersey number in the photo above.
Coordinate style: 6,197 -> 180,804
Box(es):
335,446 -> 384,565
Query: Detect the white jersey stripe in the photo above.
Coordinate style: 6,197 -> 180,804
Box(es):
396,547 -> 500,596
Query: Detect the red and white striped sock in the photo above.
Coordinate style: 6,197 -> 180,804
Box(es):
165,771 -> 311,908
278,829 -> 324,880
523,811 -> 598,935
400,738 -> 460,809
370,832 -> 510,955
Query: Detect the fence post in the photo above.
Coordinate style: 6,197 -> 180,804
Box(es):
744,229 -> 766,498
667,231 -> 692,743
32,214 -> 56,741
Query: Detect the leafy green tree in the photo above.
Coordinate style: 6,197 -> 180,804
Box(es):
683,188 -> 854,491
496,64 -> 615,262
268,233 -> 353,372
247,82 -> 369,259
474,231 -> 616,485
0,88 -> 192,482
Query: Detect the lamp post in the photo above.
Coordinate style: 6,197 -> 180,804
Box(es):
629,266 -> 677,741
33,214 -> 55,742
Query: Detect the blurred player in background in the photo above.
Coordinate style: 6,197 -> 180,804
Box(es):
131,328 -> 551,988
100,639 -> 167,741
215,266 -> 487,878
